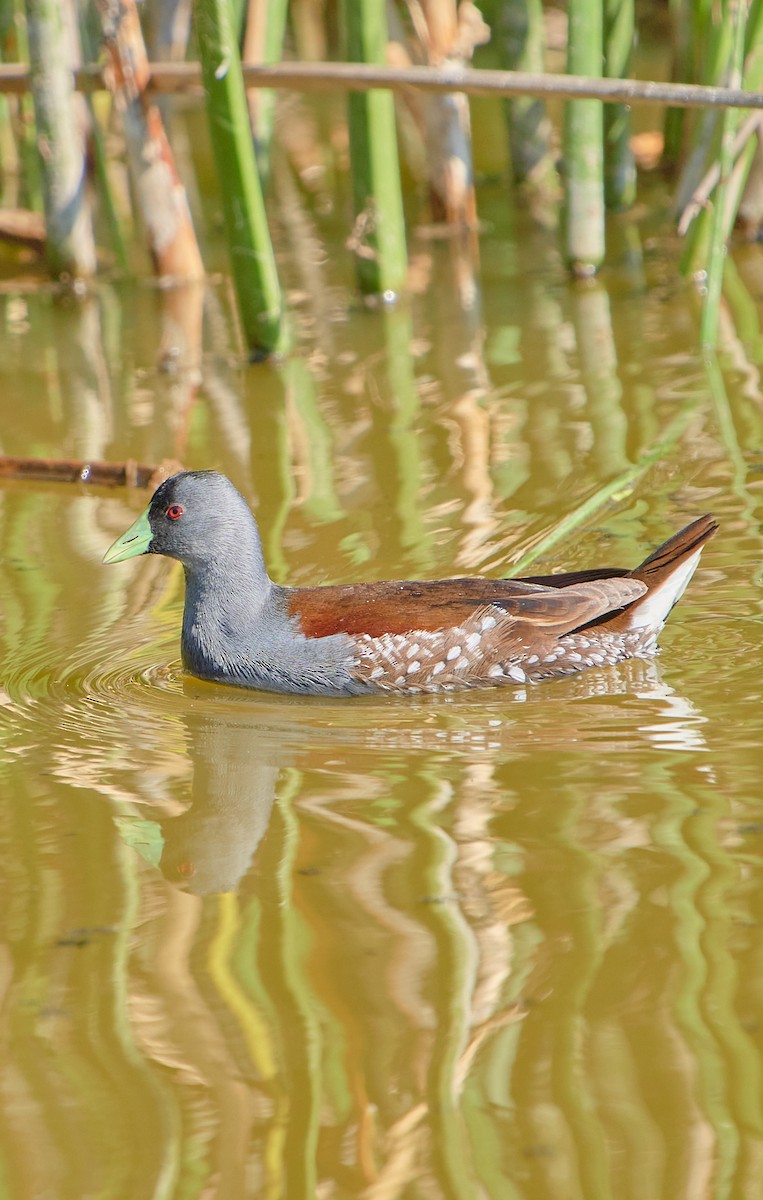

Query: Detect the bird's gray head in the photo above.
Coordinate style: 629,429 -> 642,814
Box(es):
103,470 -> 266,574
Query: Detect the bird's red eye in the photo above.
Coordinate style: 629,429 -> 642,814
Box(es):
166,504 -> 184,520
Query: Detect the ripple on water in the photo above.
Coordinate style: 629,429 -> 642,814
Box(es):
1,631 -> 182,737
0,614 -> 721,782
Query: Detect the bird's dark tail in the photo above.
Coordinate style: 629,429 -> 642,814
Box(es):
620,514 -> 718,631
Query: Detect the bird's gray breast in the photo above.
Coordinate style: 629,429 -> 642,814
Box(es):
180,577 -> 369,696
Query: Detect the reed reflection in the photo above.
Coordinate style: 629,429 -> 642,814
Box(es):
120,668 -> 725,1199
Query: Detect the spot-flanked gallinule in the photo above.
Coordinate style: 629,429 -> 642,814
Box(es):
103,471 -> 717,698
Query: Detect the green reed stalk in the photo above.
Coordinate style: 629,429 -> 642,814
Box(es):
0,0 -> 11,44
6,0 -> 41,213
489,0 -> 558,211
290,0 -> 327,60
25,0 -> 96,275
0,0 -> 12,201
604,0 -> 635,209
243,0 -> 288,189
230,0 -> 246,36
674,0 -> 734,215
196,0 -> 284,357
78,7 -> 128,273
563,0 -> 605,274
700,0 -> 747,350
663,0 -> 692,166
345,0 -> 407,295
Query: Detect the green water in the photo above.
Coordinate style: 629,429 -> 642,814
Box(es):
1,178 -> 763,1199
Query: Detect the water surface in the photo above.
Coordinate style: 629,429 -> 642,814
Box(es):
1,180 -> 763,1199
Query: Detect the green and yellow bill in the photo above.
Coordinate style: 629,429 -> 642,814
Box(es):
103,508 -> 153,564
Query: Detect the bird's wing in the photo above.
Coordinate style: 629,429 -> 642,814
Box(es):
285,576 -> 646,640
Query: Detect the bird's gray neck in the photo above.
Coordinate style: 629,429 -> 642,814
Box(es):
177,529 -> 370,697
181,533 -> 274,674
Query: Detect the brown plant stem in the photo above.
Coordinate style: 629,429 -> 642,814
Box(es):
0,455 -> 182,488
96,0 -> 203,280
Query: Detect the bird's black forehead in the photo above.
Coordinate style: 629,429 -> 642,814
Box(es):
148,475 -> 180,514
149,470 -> 213,514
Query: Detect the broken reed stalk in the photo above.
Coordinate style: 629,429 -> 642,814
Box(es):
345,0 -> 407,295
24,0 -> 96,277
604,0 -> 635,209
563,0 -> 605,275
243,0 -> 288,188
196,0 -> 284,356
700,0 -> 748,351
97,0 -> 203,281
677,110 -> 763,236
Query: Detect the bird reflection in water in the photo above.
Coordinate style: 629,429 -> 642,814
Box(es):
140,655 -> 707,897
157,710 -> 281,894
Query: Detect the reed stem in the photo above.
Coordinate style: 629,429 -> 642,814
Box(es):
700,0 -> 747,350
663,0 -> 699,167
97,0 -> 203,281
489,0 -> 559,215
345,0 -> 407,295
24,0 -> 96,276
78,6 -> 128,273
243,0 -> 288,188
604,0 -> 635,209
563,0 -> 605,274
196,0 -> 284,356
